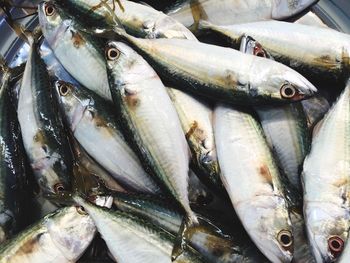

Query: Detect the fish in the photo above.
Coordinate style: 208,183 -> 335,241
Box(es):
112,191 -> 269,263
0,206 -> 96,263
53,0 -> 197,40
106,27 -> 317,106
105,40 -> 199,258
165,0 -> 318,30
167,88 -> 222,193
54,80 -> 160,194
38,3 -> 112,101
17,37 -> 73,194
74,195 -> 206,263
0,63 -> 28,243
214,105 -> 293,263
240,35 -> 314,263
302,83 -> 350,262
197,21 -> 350,86
240,35 -> 311,192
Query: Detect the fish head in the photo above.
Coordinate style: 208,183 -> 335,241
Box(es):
46,206 -> 96,261
305,203 -> 348,262
237,196 -> 294,262
272,0 -> 318,20
54,80 -> 91,131
38,1 -> 71,47
251,58 -> 317,103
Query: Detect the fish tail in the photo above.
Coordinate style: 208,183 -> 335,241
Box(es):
171,210 -> 198,261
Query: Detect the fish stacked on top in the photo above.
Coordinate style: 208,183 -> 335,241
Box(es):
0,0 -> 349,262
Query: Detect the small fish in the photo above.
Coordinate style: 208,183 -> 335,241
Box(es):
54,80 -> 160,194
17,38 -> 73,194
0,206 -> 96,263
74,195 -> 206,263
302,83 -> 350,262
214,105 -> 293,263
165,0 -> 317,30
0,63 -> 28,243
109,28 -> 317,106
112,191 -> 269,263
197,21 -> 350,86
54,0 -> 197,40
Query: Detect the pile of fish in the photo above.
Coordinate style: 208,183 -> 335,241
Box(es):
0,0 -> 350,262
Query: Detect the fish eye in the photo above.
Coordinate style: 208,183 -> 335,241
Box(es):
280,83 -> 297,99
106,46 -> 121,61
76,206 -> 87,215
328,236 -> 344,255
277,230 -> 293,248
44,3 -> 56,16
59,83 -> 70,96
54,183 -> 65,194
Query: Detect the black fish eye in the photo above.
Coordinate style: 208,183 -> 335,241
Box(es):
106,46 -> 121,61
328,236 -> 344,256
44,3 -> 55,16
54,183 -> 65,194
277,230 -> 293,248
280,83 -> 296,99
59,83 -> 70,96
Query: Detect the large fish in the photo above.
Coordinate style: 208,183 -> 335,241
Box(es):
0,63 -> 28,243
197,21 -> 350,86
302,83 -> 350,262
74,196 -> 206,263
165,0 -> 318,29
214,105 -> 293,263
105,27 -> 317,105
240,35 -> 314,263
106,40 -> 197,245
53,0 -> 197,40
0,206 -> 96,263
17,38 -> 73,194
112,191 -> 269,263
54,80 -> 160,194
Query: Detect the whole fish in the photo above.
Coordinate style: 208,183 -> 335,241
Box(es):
166,0 -> 318,29
38,4 -> 111,101
240,35 -> 314,262
54,0 -> 197,40
106,27 -> 317,105
74,196 -> 206,263
167,88 -> 222,192
54,80 -> 160,194
302,83 -> 350,262
0,206 -> 96,263
0,63 -> 28,243
197,21 -> 350,85
112,191 -> 269,263
106,40 -> 197,249
214,105 -> 293,263
17,38 -> 73,194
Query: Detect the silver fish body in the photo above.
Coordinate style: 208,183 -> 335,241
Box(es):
74,196 -> 205,263
166,0 -> 317,28
214,105 -> 293,263
106,41 -> 195,221
17,41 -> 73,194
117,32 -> 317,105
199,21 -> 350,85
38,4 -> 111,101
54,81 -> 160,194
54,0 -> 197,40
302,84 -> 350,263
0,206 -> 96,263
